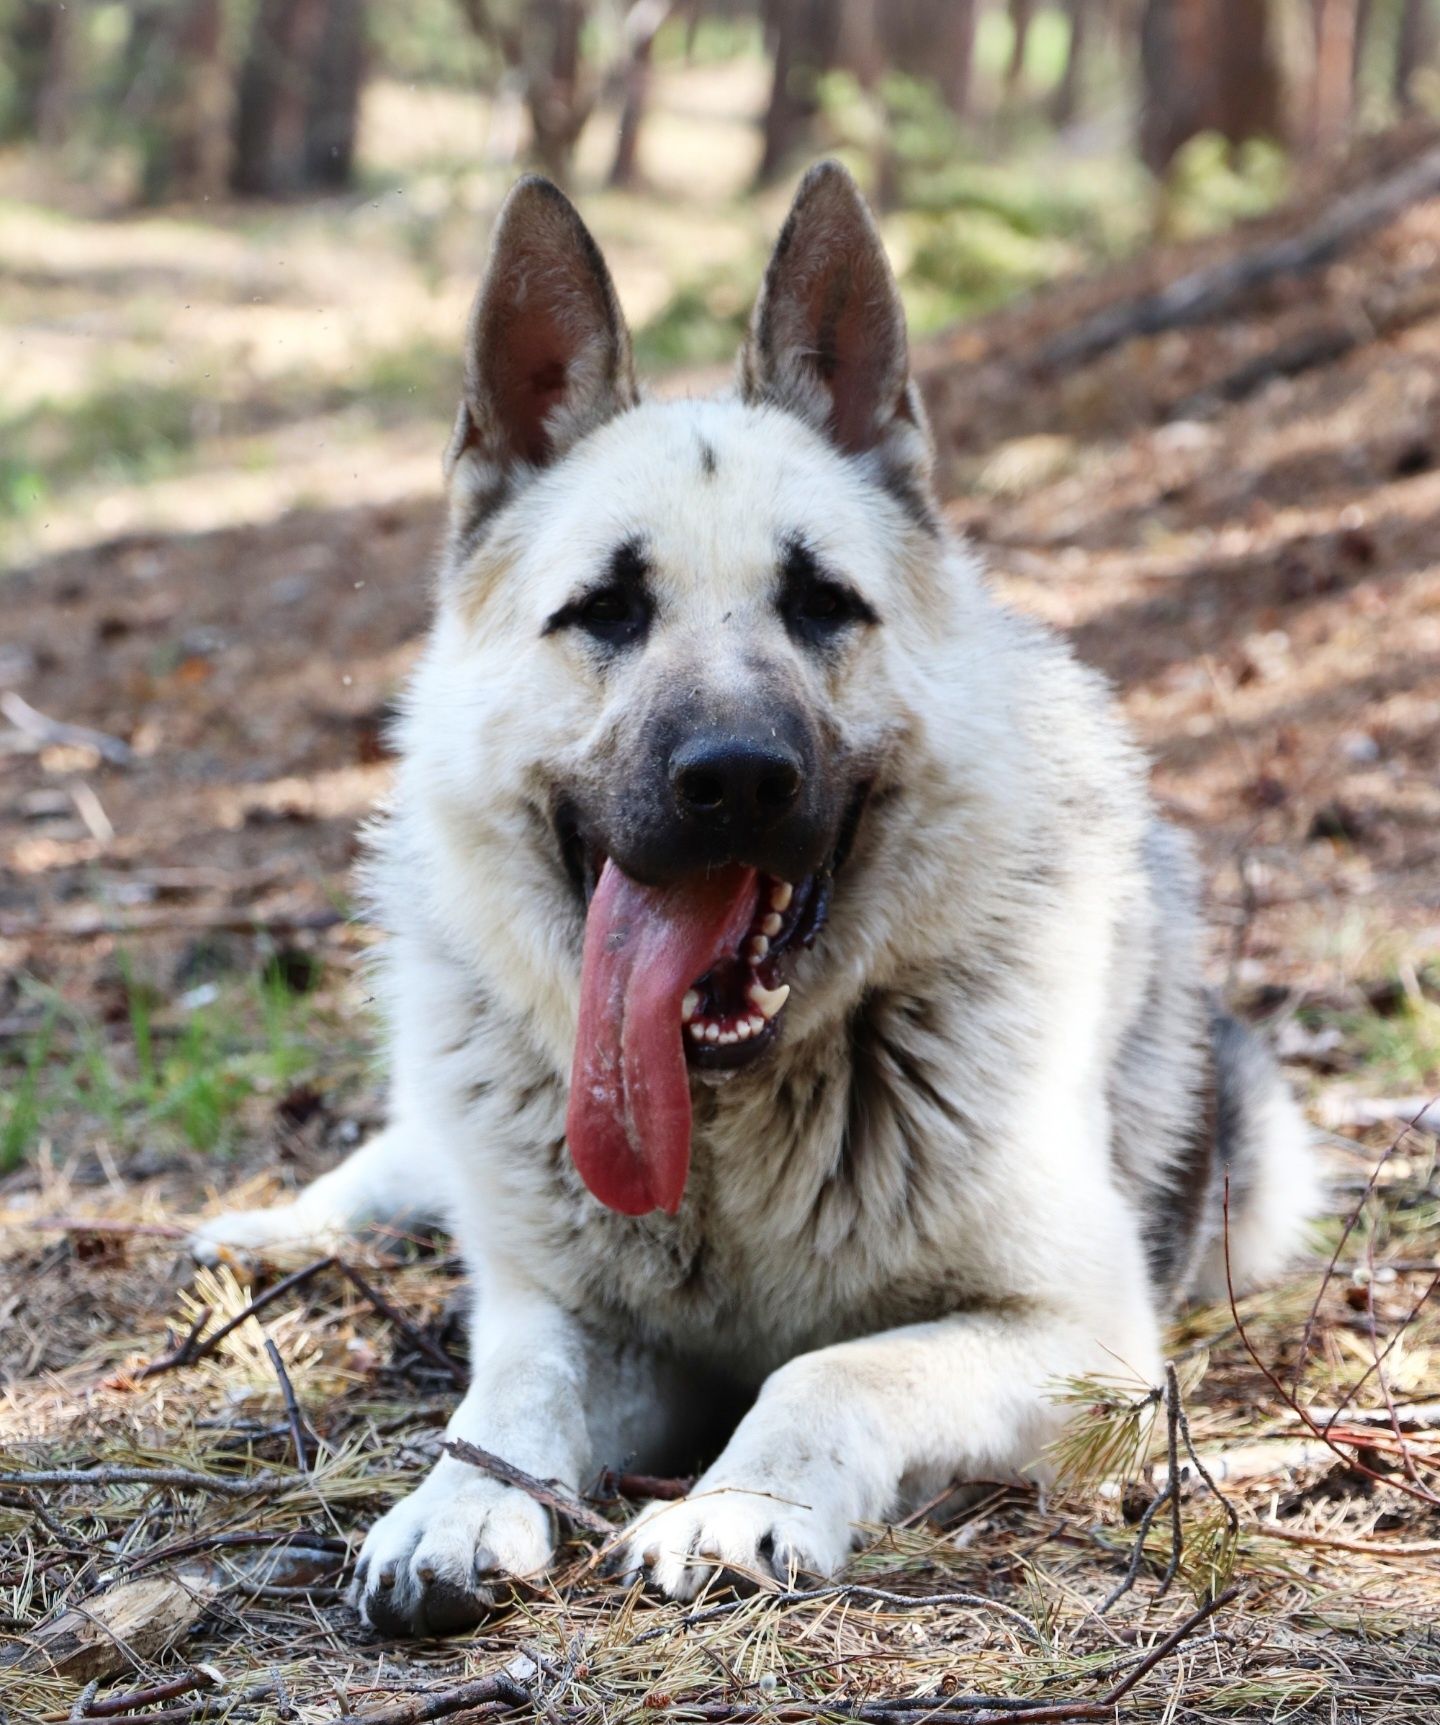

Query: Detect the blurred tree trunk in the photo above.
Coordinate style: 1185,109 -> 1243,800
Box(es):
609,0 -> 674,187
1006,0 -> 1036,95
305,0 -> 368,188
125,0 -> 231,202
934,0 -> 978,116
1395,0 -> 1436,109
4,0 -> 72,144
1307,0 -> 1363,153
1139,0 -> 1283,177
524,0 -> 595,183
233,0 -> 330,195
756,0 -> 845,184
166,0 -> 231,199
233,0 -> 367,195
454,0 -> 596,183
1050,0 -> 1090,125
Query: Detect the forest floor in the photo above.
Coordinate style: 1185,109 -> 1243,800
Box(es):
3,123 -> 1440,1724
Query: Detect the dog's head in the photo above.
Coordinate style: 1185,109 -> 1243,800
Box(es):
408,164 -> 963,1217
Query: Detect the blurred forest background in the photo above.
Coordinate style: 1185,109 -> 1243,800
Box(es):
5,0 -> 1440,558
5,4 -> 1440,1720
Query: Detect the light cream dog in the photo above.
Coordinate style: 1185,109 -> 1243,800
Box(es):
192,163 -> 1317,1637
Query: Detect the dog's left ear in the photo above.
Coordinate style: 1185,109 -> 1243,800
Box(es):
740,161 -> 934,520
445,175 -> 637,537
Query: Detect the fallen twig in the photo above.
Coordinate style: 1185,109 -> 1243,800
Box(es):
264,1337 -> 315,1473
595,1466 -> 693,1501
1,691 -> 133,765
335,1673 -> 531,1724
442,1437 -> 613,1537
75,1667 -> 219,1718
334,1260 -> 466,1386
1037,140 -> 1440,370
140,1257 -> 337,1378
0,1465 -> 285,1499
1224,1178 -> 1440,1508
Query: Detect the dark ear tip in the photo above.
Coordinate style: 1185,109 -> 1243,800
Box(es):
793,158 -> 868,211
498,173 -> 576,218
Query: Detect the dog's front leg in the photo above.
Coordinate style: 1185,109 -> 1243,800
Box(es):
622,1299 -> 1160,1600
353,1280 -> 592,1637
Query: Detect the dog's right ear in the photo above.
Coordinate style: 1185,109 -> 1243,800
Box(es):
445,176 -> 637,538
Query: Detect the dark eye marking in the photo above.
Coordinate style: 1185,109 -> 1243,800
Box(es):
544,538 -> 651,649
778,538 -> 878,647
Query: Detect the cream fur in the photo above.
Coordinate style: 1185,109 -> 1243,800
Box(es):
191,167 -> 1317,1636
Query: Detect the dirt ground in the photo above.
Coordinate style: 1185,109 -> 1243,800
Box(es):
2,136 -> 1440,1723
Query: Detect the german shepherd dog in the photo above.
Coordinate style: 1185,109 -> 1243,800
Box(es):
192,164 -> 1317,1637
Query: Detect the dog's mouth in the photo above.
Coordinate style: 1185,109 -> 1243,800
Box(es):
556,797 -> 859,1219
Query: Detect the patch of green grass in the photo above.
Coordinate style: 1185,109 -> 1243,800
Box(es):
0,378 -> 202,523
0,964 -> 336,1167
1341,990 -> 1440,1095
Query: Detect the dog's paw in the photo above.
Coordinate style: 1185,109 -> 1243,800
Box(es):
351,1469 -> 554,1638
187,1205 -> 332,1266
616,1481 -> 852,1602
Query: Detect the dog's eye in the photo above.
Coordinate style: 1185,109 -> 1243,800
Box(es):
783,576 -> 874,644
577,584 -> 646,645
778,540 -> 876,647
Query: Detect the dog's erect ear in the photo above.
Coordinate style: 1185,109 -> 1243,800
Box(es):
445,176 -> 637,527
740,161 -> 934,523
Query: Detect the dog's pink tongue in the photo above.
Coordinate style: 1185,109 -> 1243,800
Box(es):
567,859 -> 756,1215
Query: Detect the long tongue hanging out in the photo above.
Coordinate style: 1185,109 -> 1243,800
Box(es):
567,860 -> 757,1215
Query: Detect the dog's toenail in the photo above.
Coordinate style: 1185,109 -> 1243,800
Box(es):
417,1563 -> 436,1583
642,1544 -> 660,1568
377,1566 -> 395,1590
474,1545 -> 498,1576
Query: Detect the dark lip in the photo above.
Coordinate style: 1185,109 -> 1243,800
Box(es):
553,784 -> 869,1073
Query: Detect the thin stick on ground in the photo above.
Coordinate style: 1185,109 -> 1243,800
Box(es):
335,1673 -> 532,1724
1223,1178 -> 1440,1508
0,1464 -> 287,1497
263,1337 -> 314,1473
140,1257 -> 338,1378
441,1437 -> 613,1537
334,1259 -> 466,1385
1101,1359 -> 1184,1613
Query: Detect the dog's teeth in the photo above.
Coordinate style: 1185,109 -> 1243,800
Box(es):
748,980 -> 790,1019
681,990 -> 700,1023
689,1022 -> 706,1041
760,912 -> 783,937
747,1015 -> 765,1035
746,935 -> 769,964
720,1030 -> 738,1045
735,1020 -> 752,1040
770,881 -> 793,912
704,1023 -> 721,1043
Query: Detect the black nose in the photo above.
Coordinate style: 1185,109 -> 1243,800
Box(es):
670,734 -> 804,831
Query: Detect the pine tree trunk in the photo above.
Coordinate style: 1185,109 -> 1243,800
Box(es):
756,0 -> 843,185
232,0 -> 329,196
1051,0 -> 1090,126
1139,0 -> 1282,177
1007,0 -> 1036,94
1308,0 -> 1361,154
609,0 -> 672,188
305,0 -> 368,188
1395,0 -> 1435,109
4,0 -> 71,144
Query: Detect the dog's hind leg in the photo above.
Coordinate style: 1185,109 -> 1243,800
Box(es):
1189,1013 -> 1320,1301
189,1119 -> 447,1264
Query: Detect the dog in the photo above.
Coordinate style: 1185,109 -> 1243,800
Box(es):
191,162 -> 1318,1637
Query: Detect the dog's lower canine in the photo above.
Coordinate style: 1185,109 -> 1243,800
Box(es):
191,162 -> 1318,1637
